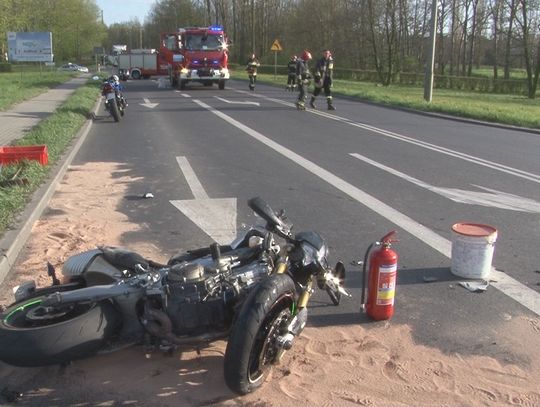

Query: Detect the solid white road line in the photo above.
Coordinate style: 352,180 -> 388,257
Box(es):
234,89 -> 540,184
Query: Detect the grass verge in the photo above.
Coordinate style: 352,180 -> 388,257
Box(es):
0,70 -> 78,111
234,72 -> 540,130
0,77 -> 103,236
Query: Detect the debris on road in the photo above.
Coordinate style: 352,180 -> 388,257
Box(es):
459,280 -> 489,293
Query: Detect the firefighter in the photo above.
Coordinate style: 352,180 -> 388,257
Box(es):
310,49 -> 335,110
245,53 -> 260,90
286,55 -> 298,91
295,50 -> 312,110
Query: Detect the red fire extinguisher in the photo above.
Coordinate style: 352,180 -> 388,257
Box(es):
361,231 -> 399,321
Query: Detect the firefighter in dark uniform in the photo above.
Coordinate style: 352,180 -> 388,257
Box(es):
310,49 -> 335,110
295,50 -> 312,110
245,53 -> 260,91
286,55 -> 298,91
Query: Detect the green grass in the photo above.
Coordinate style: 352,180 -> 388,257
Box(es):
471,67 -> 527,79
0,78 -> 103,235
235,72 -> 540,129
0,70 -> 78,111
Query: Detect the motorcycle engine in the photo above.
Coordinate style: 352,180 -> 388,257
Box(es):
165,259 -> 272,335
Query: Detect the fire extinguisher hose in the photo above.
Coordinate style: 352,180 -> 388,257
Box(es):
360,242 -> 375,310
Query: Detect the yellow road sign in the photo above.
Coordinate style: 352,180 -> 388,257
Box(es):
270,39 -> 282,51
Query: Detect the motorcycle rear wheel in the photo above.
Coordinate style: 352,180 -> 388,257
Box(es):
110,100 -> 121,122
0,296 -> 120,367
224,273 -> 296,395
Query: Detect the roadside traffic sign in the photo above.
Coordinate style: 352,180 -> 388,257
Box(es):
270,39 -> 282,51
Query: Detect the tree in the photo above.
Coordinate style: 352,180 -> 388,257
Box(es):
515,0 -> 540,98
489,0 -> 504,78
88,0 -> 536,99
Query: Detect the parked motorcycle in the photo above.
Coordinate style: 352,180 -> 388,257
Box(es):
101,76 -> 126,122
0,197 -> 348,394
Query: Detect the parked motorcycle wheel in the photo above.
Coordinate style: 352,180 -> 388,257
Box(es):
110,100 -> 121,122
224,273 -> 296,395
0,296 -> 120,367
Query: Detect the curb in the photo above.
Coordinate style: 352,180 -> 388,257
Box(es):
0,97 -> 101,287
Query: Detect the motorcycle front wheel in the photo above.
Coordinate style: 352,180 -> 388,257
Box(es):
224,273 -> 296,395
0,296 -> 120,367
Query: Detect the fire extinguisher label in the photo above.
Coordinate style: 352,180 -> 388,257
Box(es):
376,264 -> 397,306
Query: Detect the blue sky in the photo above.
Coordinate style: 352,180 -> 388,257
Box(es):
95,0 -> 155,26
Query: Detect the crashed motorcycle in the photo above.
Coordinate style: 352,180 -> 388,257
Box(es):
0,197 -> 348,395
101,79 -> 126,122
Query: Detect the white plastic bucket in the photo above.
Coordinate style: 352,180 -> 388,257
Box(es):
450,223 -> 498,279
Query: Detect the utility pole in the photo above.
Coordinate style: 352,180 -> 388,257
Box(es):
424,0 -> 438,102
251,0 -> 255,54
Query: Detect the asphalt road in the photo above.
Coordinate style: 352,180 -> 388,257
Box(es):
72,77 -> 540,362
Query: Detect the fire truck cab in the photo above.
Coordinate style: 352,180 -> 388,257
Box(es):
162,26 -> 230,90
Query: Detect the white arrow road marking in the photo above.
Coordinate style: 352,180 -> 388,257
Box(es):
139,98 -> 159,108
175,91 -> 191,97
169,156 -> 237,245
350,153 -> 540,213
214,96 -> 260,106
192,98 -> 540,316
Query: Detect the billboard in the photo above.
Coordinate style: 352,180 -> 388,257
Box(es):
7,32 -> 53,62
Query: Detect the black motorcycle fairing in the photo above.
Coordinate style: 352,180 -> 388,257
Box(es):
294,231 -> 325,252
248,197 -> 292,238
289,231 -> 328,284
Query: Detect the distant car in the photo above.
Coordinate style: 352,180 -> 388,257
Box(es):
75,64 -> 89,73
58,63 -> 89,73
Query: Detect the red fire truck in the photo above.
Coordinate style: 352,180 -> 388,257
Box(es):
164,26 -> 230,90
118,26 -> 230,90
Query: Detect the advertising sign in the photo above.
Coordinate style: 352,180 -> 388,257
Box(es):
7,32 -> 53,62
